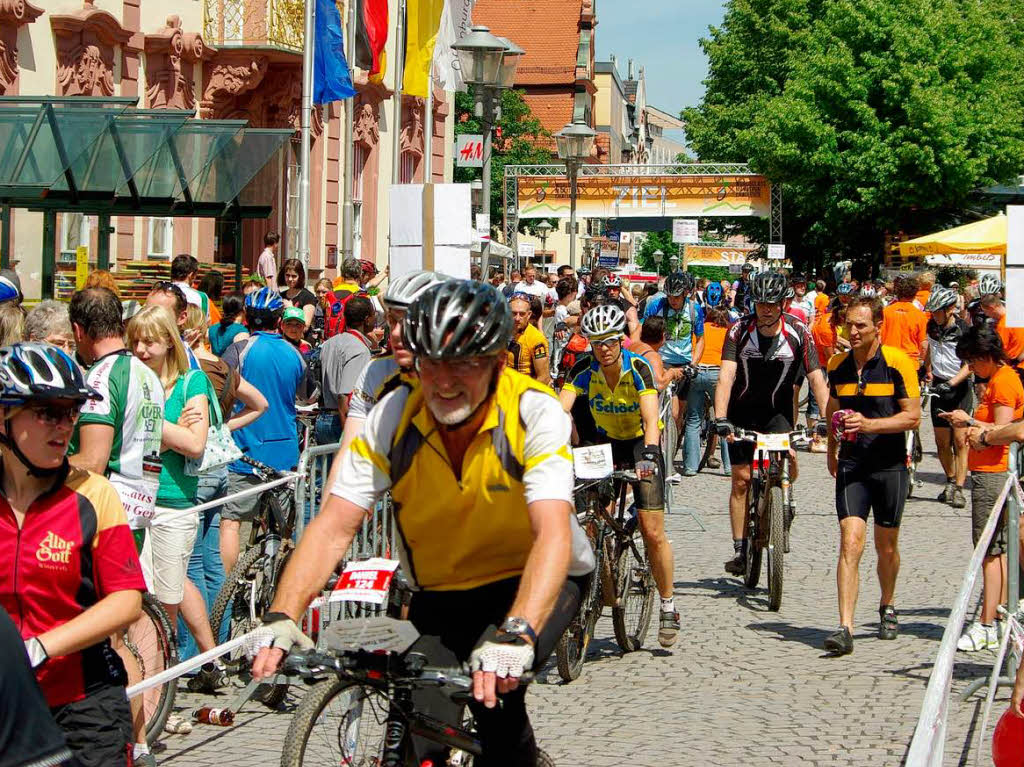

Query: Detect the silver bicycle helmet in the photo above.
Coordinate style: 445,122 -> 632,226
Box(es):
580,304 -> 627,340
665,271 -> 693,297
402,280 -> 512,360
836,282 -> 856,296
979,273 -> 1002,296
0,342 -> 101,407
750,271 -> 789,305
860,286 -> 877,299
925,286 -> 958,312
383,270 -> 448,310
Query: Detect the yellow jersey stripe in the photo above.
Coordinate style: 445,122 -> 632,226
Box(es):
351,437 -> 390,477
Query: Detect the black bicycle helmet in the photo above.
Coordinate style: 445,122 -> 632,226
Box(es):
665,271 -> 692,297
749,271 -> 789,305
402,280 -> 513,360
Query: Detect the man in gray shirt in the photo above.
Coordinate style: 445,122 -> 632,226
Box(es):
316,295 -> 375,444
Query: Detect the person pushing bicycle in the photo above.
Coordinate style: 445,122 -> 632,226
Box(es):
558,303 -> 680,648
252,280 -> 594,766
714,271 -> 830,577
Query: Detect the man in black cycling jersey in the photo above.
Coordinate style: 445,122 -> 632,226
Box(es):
559,303 -> 680,647
967,273 -> 1001,329
714,271 -> 830,576
731,263 -> 755,314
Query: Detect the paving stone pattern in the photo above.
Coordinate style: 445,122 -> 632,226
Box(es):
158,425 -> 1005,766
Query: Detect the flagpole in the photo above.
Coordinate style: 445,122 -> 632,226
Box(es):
341,0 -> 357,262
424,78 -> 433,181
392,0 -> 407,185
297,0 -> 316,272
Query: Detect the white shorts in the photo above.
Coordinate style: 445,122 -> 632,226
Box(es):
140,508 -> 199,604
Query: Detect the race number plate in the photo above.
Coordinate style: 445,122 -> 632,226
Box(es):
756,433 -> 791,452
573,444 -> 614,479
332,558 -> 400,605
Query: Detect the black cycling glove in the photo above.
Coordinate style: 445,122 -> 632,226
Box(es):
714,417 -> 734,438
932,382 -> 953,397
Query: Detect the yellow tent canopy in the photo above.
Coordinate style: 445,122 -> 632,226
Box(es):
899,214 -> 1006,256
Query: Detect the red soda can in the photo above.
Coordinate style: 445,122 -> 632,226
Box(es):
832,409 -> 857,443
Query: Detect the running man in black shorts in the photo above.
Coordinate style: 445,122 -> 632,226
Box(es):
824,296 -> 921,656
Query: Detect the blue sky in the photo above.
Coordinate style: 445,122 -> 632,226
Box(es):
594,0 -> 726,139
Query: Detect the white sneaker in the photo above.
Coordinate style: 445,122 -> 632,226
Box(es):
957,621 -> 998,652
666,473 -> 683,485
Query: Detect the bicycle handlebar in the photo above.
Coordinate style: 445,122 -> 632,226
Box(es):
239,453 -> 290,481
573,469 -> 639,492
732,427 -> 815,444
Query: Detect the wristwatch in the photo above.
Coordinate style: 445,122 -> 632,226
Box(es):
981,430 -> 991,447
498,617 -> 537,645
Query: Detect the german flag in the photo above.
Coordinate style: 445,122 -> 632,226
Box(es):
355,0 -> 388,78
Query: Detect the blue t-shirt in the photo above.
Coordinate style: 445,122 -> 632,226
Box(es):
643,296 -> 704,366
223,332 -> 306,475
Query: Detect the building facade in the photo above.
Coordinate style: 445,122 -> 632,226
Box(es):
2,0 -> 454,298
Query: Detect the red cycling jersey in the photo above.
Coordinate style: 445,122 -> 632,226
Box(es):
0,465 -> 145,707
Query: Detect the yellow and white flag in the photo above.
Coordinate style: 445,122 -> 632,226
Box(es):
402,0 -> 445,97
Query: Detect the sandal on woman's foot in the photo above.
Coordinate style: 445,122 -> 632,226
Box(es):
164,713 -> 193,735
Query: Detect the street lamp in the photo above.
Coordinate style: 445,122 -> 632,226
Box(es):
652,249 -> 664,272
453,26 -> 522,255
669,253 -> 680,272
555,119 -> 597,269
536,220 -> 553,262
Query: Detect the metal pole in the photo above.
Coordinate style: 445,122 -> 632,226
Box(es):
42,210 -> 56,300
481,91 -> 492,265
1007,444 -> 1021,678
569,162 -> 577,269
233,219 -> 243,287
341,0 -> 357,262
424,84 -> 433,182
97,214 -> 111,270
297,0 -> 316,271
391,0 -> 407,185
0,205 -> 10,269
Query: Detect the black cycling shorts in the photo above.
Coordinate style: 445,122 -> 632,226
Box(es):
608,438 -> 664,513
835,464 -> 908,529
930,380 -> 973,429
726,413 -> 794,467
50,683 -> 132,767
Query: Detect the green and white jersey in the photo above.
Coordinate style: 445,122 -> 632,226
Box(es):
71,350 -> 165,528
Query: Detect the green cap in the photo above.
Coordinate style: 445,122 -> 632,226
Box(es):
282,306 -> 305,323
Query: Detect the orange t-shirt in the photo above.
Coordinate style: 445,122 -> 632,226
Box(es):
701,324 -> 728,367
815,293 -> 830,315
881,300 -> 928,363
811,312 -> 836,368
914,289 -> 931,309
208,301 -> 222,325
996,315 -> 1024,368
970,364 -> 1024,473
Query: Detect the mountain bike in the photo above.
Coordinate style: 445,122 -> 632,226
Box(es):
555,468 -> 656,682
121,592 -> 177,741
905,384 -> 934,498
209,455 -> 298,708
733,428 -> 813,612
280,635 -> 555,767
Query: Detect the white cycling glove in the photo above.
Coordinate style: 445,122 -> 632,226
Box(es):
469,637 -> 534,679
246,612 -> 314,660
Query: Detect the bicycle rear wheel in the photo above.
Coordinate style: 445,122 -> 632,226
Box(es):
281,679 -> 388,767
766,485 -> 785,611
698,399 -> 716,472
123,593 -> 177,743
210,544 -> 290,708
611,532 -> 655,653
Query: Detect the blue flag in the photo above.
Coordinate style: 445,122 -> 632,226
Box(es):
313,0 -> 356,104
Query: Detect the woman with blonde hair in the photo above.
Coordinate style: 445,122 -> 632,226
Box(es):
125,306 -> 219,689
177,306 -> 267,674
0,303 -> 24,346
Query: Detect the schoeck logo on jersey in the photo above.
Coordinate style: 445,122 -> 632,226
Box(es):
589,394 -> 640,415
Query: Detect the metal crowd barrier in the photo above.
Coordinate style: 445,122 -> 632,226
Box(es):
907,445 -> 1024,765
659,384 -> 707,530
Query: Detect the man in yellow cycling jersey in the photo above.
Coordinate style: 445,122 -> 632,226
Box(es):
558,303 -> 680,648
253,280 -> 593,765
507,293 -> 551,385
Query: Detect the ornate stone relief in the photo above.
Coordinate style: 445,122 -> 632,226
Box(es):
145,15 -> 213,110
0,0 -> 43,95
51,0 -> 133,97
353,98 -> 380,148
399,97 -> 424,157
199,55 -> 269,119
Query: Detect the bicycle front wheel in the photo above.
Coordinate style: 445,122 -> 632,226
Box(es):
766,485 -> 785,611
123,593 -> 178,743
611,532 -> 655,653
743,485 -> 762,590
281,679 -> 388,767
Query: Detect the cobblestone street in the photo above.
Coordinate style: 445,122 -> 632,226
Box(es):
159,425 -> 1001,766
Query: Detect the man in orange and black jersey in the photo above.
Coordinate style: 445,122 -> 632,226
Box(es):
0,344 -> 145,767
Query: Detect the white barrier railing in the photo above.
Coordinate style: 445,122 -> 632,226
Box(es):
907,447 -> 1024,765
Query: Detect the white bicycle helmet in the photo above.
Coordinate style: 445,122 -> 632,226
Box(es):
383,270 -> 448,310
925,286 -> 957,312
580,304 -> 626,340
860,286 -> 877,299
979,273 -> 1002,296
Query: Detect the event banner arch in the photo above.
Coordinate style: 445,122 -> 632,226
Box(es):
503,163 -> 782,252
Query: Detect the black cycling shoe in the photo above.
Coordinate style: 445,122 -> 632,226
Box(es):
187,662 -> 228,693
878,605 -> 898,640
724,553 -> 745,575
824,626 -> 854,655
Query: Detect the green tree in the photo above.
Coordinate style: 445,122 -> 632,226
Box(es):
684,0 -> 1024,270
453,89 -> 553,237
634,230 -> 677,275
